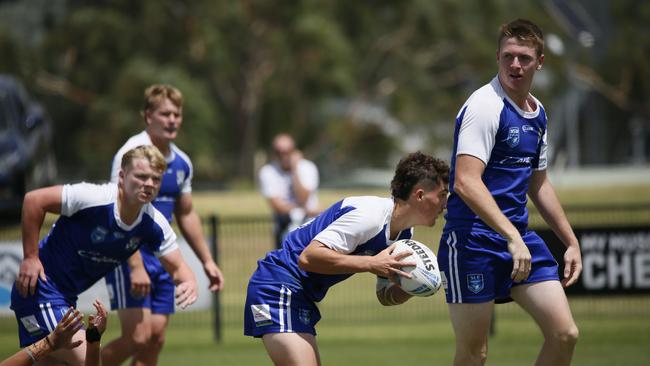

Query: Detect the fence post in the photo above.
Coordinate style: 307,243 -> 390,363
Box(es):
209,214 -> 222,343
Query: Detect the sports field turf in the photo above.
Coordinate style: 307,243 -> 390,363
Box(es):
1,185 -> 649,364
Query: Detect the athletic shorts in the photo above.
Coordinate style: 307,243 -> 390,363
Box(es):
244,280 -> 321,338
438,229 -> 559,303
105,250 -> 175,314
10,284 -> 76,347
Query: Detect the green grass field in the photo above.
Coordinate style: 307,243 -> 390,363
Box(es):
2,185 -> 650,365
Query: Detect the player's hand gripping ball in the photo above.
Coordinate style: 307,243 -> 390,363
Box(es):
392,239 -> 442,297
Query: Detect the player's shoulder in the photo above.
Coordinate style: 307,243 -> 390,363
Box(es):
460,77 -> 505,118
142,203 -> 173,231
115,131 -> 151,158
61,182 -> 117,215
340,196 -> 393,221
170,143 -> 193,167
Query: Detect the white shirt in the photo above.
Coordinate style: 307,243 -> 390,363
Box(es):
258,159 -> 319,212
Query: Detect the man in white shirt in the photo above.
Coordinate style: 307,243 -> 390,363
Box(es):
259,134 -> 320,248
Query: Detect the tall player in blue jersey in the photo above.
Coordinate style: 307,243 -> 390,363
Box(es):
244,152 -> 449,366
101,84 -> 224,366
11,145 -> 198,366
438,19 -> 582,366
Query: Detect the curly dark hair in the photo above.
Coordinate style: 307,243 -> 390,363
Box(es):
390,151 -> 449,200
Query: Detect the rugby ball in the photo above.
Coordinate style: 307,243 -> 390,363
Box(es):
392,239 -> 441,297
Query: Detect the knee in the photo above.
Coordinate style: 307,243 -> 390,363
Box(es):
147,331 -> 166,351
128,331 -> 152,353
551,323 -> 579,347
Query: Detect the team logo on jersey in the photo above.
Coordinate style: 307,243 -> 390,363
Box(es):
20,315 -> 41,334
126,237 -> 141,251
176,171 -> 185,186
91,226 -> 109,243
467,274 -> 484,294
298,308 -> 311,325
506,127 -> 520,148
251,304 -> 272,327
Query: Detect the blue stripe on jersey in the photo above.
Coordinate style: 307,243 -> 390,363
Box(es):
445,91 -> 547,233
251,198 -> 412,303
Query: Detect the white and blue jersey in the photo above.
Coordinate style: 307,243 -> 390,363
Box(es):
11,182 -> 177,346
438,76 -> 558,304
244,196 -> 412,337
445,76 -> 548,233
105,131 -> 192,313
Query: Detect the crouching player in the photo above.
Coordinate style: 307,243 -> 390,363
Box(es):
11,145 -> 197,366
244,152 -> 449,366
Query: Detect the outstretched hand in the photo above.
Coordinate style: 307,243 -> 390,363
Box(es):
370,243 -> 416,281
87,299 -> 108,335
49,307 -> 84,350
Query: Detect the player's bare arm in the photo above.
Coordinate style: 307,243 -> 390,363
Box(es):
454,154 -> 531,282
298,241 -> 415,278
126,251 -> 150,298
528,170 -> 582,287
17,186 -> 64,297
159,248 -> 198,309
174,193 -> 224,291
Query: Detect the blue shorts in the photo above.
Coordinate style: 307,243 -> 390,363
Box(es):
244,280 -> 321,338
11,284 -> 75,347
438,229 -> 559,303
104,250 -> 175,314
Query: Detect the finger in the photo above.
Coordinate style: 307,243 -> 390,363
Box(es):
395,260 -> 417,268
393,250 -> 413,261
511,260 -> 520,281
69,340 -> 83,349
386,242 -> 398,253
39,269 -> 47,282
388,267 -> 412,279
29,275 -> 38,296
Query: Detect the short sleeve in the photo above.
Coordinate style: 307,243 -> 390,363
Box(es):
313,200 -> 386,254
61,183 -> 114,217
455,99 -> 502,165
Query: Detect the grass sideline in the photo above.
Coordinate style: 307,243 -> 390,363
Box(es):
1,185 -> 649,364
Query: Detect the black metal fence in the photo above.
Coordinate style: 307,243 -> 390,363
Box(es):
1,203 -> 649,342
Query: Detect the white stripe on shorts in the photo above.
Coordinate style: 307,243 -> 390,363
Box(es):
114,266 -> 127,308
278,285 -> 293,332
39,303 -> 55,332
447,231 -> 463,303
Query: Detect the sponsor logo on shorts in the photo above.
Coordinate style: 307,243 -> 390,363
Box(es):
298,308 -> 311,325
20,315 -> 41,334
251,304 -> 272,327
467,273 -> 484,294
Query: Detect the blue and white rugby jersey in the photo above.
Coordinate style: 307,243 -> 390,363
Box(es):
444,76 -> 548,233
110,131 -> 193,223
251,196 -> 413,302
37,182 -> 177,301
